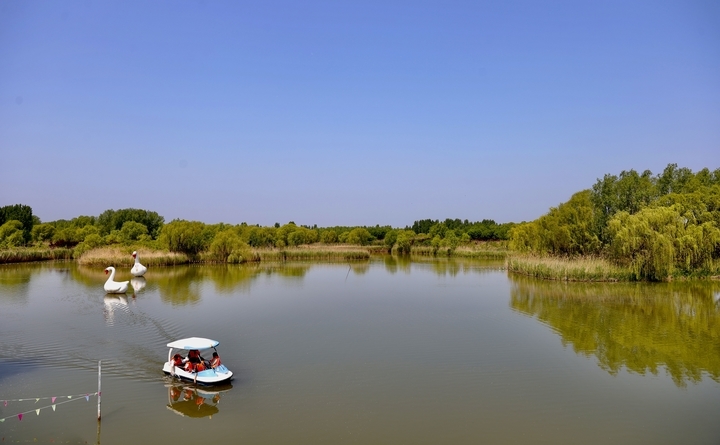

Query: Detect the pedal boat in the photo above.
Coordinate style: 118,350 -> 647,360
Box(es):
162,337 -> 233,385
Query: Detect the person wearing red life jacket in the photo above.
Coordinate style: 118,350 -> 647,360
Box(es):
172,354 -> 184,367
210,352 -> 221,369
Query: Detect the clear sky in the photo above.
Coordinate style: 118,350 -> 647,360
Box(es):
1,1 -> 718,227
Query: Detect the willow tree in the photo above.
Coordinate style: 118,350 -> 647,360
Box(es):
159,220 -> 210,256
509,190 -> 600,256
607,206 -> 720,280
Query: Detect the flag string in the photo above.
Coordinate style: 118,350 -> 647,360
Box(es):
1,392 -> 99,403
0,392 -> 98,423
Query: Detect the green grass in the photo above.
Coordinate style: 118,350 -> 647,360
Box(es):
506,255 -> 635,282
0,248 -> 73,264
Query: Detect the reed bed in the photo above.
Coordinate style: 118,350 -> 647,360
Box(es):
506,255 -> 635,282
409,242 -> 509,259
0,248 -> 73,264
77,247 -> 190,267
255,246 -> 370,262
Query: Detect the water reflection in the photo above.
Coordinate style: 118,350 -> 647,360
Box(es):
0,265 -> 32,304
103,295 -> 129,326
131,277 -> 146,293
510,275 -> 720,386
166,382 -> 231,419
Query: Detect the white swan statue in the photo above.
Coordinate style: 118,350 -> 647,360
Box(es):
131,251 -> 147,277
104,266 -> 129,294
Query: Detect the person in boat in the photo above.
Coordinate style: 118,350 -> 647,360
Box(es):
210,352 -> 221,369
184,352 -> 207,373
187,349 -> 206,365
171,354 -> 184,368
184,360 -> 207,372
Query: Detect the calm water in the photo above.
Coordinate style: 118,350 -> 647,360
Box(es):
1,259 -> 720,444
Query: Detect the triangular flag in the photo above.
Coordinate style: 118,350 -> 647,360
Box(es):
52,397 -> 56,403
0,418 -> 4,422
18,413 -> 23,421
36,409 -> 40,416
67,396 -> 72,399
85,395 -> 89,401
36,398 -> 39,403
52,405 -> 56,411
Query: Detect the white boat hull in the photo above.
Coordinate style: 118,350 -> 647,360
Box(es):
162,362 -> 233,385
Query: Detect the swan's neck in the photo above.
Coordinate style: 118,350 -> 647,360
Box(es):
108,268 -> 116,281
134,256 -> 140,264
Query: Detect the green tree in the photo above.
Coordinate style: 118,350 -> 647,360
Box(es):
0,204 -> 34,243
97,208 -> 164,238
607,206 -> 720,280
384,229 -> 398,248
319,230 -> 338,244
0,220 -> 25,248
394,230 -> 416,254
345,228 -> 373,245
510,190 -> 600,256
159,220 -> 209,256
208,229 -> 253,262
31,223 -> 56,244
120,221 -> 150,242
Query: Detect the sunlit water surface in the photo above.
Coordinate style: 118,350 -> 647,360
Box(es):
1,259 -> 720,444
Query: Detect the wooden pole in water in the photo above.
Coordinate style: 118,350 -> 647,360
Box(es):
97,360 -> 102,421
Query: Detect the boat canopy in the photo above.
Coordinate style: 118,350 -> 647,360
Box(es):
166,337 -> 219,350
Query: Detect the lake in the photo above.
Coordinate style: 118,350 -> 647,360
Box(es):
1,258 -> 719,444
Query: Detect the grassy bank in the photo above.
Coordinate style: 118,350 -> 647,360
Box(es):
0,248 -> 73,264
507,255 -> 635,282
77,247 -> 190,267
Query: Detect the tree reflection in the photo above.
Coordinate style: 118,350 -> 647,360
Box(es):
510,276 -> 720,386
0,265 -> 32,304
155,267 -> 204,306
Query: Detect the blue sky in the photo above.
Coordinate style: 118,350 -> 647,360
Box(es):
1,1 -> 718,227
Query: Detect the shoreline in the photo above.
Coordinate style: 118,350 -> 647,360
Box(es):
2,246 -> 718,282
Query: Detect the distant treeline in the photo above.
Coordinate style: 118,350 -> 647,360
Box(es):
0,203 -> 512,262
510,164 -> 720,280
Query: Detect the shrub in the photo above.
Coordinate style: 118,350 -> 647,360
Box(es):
346,228 -> 373,245
31,223 -> 56,244
120,221 -> 149,242
0,220 -> 25,248
159,220 -> 209,256
320,230 -> 338,244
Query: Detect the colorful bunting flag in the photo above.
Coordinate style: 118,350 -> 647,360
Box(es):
18,413 -> 23,421
36,409 -> 40,416
52,404 -> 56,411
52,397 -> 56,403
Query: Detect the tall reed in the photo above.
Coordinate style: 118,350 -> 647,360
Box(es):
506,255 -> 635,282
255,246 -> 370,262
77,247 -> 189,267
0,248 -> 73,264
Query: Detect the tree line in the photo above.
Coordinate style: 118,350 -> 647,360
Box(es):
509,164 -> 720,280
0,204 -> 512,260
